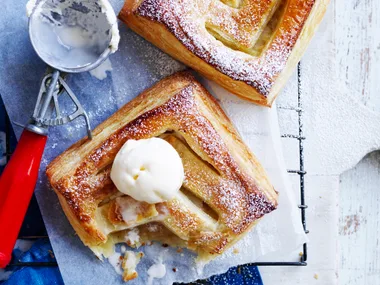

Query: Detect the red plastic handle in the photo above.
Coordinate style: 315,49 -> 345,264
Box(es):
0,129 -> 47,268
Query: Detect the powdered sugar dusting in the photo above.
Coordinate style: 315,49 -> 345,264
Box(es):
42,71 -> 307,283
136,0 -> 316,96
165,86 -> 277,232
147,255 -> 166,285
125,228 -> 141,247
53,73 -> 277,258
89,58 -> 113,80
147,223 -> 159,232
108,252 -> 123,275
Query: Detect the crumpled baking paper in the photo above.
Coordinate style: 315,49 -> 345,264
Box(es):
0,1 -> 306,284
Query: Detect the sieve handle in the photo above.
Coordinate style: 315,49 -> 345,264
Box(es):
0,129 -> 47,268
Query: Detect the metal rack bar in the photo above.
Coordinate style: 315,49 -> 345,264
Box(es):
251,262 -> 307,266
248,62 -> 309,266
297,63 -> 309,259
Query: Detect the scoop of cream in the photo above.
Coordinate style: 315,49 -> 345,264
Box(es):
110,138 -> 184,204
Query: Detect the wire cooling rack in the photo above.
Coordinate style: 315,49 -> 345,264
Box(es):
250,63 -> 309,267
1,63 -> 309,279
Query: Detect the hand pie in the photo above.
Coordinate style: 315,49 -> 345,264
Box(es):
46,72 -> 278,274
119,0 -> 329,106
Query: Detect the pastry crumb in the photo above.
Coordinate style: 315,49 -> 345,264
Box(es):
122,251 -> 143,282
299,252 -> 303,256
172,267 -> 177,272
233,248 -> 239,254
125,228 -> 141,248
176,248 -> 183,253
314,273 -> 318,280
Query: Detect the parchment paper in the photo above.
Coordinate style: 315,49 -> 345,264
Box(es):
0,1 -> 307,284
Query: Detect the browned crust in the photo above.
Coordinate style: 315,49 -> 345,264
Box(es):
119,0 -> 330,106
47,71 -> 278,255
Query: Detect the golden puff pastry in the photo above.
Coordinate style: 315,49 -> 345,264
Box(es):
46,72 -> 278,268
119,0 -> 329,106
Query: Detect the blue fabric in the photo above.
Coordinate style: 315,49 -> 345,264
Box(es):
208,265 -> 263,285
3,240 -> 63,285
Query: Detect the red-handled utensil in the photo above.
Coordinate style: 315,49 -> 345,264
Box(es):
0,130 -> 47,268
0,0 -> 116,268
0,71 -> 92,269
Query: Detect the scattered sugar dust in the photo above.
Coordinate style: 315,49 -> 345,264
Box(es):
89,58 -> 113,81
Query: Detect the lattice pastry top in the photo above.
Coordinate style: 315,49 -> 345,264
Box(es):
46,72 -> 278,271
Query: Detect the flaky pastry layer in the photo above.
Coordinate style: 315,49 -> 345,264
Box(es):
46,72 -> 278,262
119,0 -> 329,106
